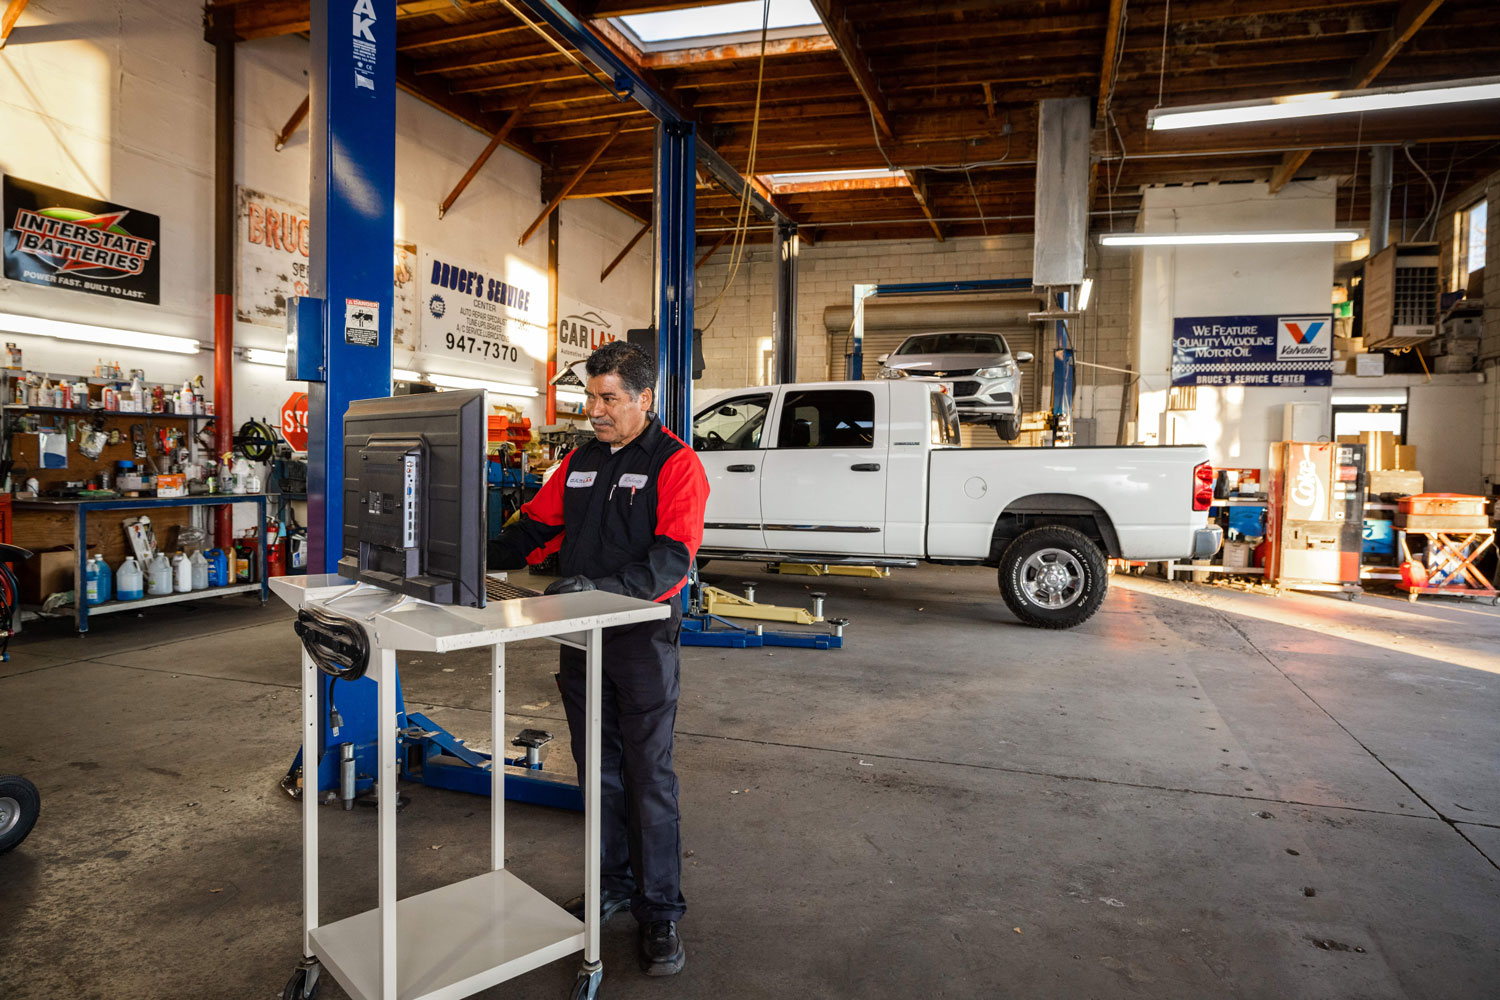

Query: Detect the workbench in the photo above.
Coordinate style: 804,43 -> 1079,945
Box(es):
14,494 -> 269,632
270,574 -> 670,1000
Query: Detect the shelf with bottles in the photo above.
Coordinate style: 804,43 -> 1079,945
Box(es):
3,365 -> 212,418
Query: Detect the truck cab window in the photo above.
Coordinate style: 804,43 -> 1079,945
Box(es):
693,394 -> 771,451
775,390 -> 875,449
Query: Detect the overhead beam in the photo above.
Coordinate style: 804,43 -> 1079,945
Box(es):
274,95 -> 310,151
440,82 -> 546,219
519,120 -> 624,245
1,0 -> 30,48
904,170 -> 943,242
807,0 -> 895,138
639,34 -> 838,68
601,222 -> 651,281
1096,0 -> 1125,119
1266,0 -> 1446,192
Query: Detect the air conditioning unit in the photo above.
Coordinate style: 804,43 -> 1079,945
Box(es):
1361,242 -> 1439,350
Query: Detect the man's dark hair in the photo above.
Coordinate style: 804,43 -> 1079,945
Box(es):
586,340 -> 656,397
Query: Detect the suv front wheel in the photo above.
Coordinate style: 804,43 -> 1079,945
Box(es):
998,525 -> 1108,629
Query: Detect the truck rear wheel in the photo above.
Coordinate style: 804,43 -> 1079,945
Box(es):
998,525 -> 1108,629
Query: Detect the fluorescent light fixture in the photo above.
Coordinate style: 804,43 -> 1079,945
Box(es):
426,372 -> 539,398
1147,76 -> 1500,131
243,348 -> 287,367
0,311 -> 200,355
555,387 -> 587,404
1099,231 -> 1360,247
1077,278 -> 1094,312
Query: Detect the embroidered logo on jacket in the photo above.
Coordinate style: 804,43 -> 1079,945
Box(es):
566,471 -> 597,487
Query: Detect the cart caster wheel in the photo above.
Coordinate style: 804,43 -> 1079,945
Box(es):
1345,592 -> 1358,602
1491,598 -> 1499,607
1407,593 -> 1419,604
569,965 -> 603,1000
283,961 -> 321,1000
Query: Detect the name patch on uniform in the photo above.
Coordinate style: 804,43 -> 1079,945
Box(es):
566,471 -> 598,487
618,473 -> 649,489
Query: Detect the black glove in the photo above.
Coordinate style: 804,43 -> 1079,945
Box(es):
544,575 -> 596,595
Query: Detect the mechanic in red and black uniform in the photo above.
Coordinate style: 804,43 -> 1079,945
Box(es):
488,340 -> 708,978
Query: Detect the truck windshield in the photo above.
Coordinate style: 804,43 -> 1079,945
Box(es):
896,333 -> 1008,355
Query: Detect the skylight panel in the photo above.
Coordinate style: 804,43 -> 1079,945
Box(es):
617,0 -> 822,46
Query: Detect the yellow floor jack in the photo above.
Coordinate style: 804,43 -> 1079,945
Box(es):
767,562 -> 891,579
682,578 -> 848,649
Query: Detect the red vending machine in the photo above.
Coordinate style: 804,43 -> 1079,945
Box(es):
1266,441 -> 1367,597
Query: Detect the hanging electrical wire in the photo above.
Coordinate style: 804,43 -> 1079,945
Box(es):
698,0 -> 772,333
493,0 -> 629,101
1155,0 -> 1172,109
1403,143 -> 1440,241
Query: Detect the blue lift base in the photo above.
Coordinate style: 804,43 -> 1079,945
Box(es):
403,712 -> 582,811
680,614 -> 843,649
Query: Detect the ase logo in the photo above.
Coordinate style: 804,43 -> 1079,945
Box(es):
1276,315 -> 1331,361
427,294 -> 446,318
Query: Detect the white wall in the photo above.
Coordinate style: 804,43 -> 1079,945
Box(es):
1131,180 -> 1337,474
1,2 -> 652,526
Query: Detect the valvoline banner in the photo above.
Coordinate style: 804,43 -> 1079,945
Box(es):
3,175 -> 161,304
1172,314 -> 1333,387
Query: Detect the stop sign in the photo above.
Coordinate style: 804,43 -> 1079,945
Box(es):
280,391 -> 309,452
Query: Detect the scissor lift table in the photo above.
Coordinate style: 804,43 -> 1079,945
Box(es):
271,575 -> 670,1000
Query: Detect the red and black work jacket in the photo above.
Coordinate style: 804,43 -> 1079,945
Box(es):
489,417 -> 709,602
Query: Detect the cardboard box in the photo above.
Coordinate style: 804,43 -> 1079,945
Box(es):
1360,430 -> 1397,472
1393,444 -> 1417,470
1368,469 -> 1424,497
16,545 -> 77,604
155,474 -> 186,498
1355,352 -> 1386,377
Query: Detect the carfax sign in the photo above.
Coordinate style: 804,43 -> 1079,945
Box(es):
3,175 -> 161,304
1171,314 -> 1333,387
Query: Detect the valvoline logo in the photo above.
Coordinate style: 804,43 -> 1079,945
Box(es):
1276,315 -> 1331,361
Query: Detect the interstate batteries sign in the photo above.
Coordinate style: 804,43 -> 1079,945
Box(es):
1171,314 -> 1333,387
3,176 -> 161,304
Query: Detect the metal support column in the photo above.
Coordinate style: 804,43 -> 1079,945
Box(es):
1050,289 -> 1075,446
296,0 -> 397,798
1370,145 -> 1393,254
773,222 -> 799,384
653,121 -> 696,441
305,0 -> 396,574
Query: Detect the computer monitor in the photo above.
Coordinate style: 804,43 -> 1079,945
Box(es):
338,388 -> 487,607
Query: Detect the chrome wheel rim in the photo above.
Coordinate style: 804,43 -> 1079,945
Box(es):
0,795 -> 19,838
1020,548 -> 1085,609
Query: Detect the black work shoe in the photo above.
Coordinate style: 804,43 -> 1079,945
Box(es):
638,920 -> 685,976
563,888 -> 633,924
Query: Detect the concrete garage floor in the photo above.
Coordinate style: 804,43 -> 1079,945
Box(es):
2,564 -> 1498,999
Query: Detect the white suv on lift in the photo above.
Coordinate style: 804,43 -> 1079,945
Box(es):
877,330 -> 1032,440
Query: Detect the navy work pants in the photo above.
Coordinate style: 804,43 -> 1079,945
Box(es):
558,601 -> 686,923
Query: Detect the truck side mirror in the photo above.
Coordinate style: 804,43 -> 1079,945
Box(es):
1015,351 -> 1034,363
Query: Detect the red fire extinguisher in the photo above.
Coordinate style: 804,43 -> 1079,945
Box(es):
266,518 -> 286,578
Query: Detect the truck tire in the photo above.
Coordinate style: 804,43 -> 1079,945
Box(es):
998,525 -> 1108,629
996,415 -> 1021,441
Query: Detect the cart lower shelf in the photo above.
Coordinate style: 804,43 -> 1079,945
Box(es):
311,869 -> 585,1000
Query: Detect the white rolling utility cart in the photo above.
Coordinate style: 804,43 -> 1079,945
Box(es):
270,574 -> 670,1000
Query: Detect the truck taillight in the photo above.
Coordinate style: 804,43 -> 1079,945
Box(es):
1193,462 -> 1214,511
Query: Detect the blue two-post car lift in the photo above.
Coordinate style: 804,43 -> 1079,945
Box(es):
284,0 -> 793,811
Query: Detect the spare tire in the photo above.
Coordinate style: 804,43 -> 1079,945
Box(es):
998,524 -> 1108,629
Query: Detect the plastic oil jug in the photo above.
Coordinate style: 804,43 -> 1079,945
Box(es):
172,552 -> 192,593
190,550 -> 209,591
116,557 -> 144,601
85,557 -> 101,605
206,548 -> 228,588
147,552 -> 173,596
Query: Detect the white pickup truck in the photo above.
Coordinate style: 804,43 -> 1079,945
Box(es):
691,380 -> 1220,629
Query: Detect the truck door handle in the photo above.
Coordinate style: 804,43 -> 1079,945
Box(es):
726,464 -> 757,473
851,463 -> 882,472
